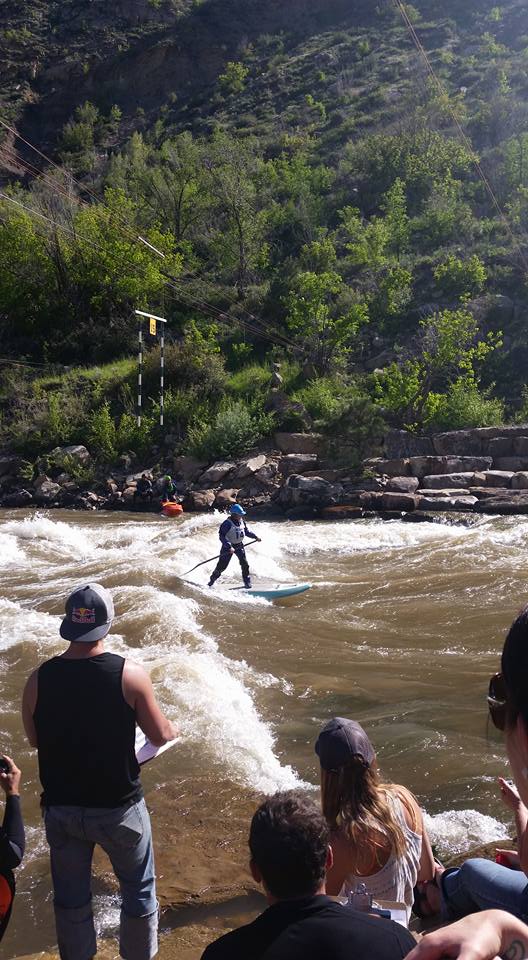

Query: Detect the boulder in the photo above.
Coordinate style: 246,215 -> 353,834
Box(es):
512,473 -> 528,490
274,432 -> 323,455
49,444 -> 90,466
184,489 -> 216,511
408,457 -> 491,479
199,462 -> 235,485
255,462 -> 278,484
321,506 -> 364,520
380,492 -> 416,512
0,455 -> 22,477
363,458 -> 410,477
34,476 -> 61,503
514,438 -> 528,456
279,454 -> 318,477
173,456 -> 206,483
418,488 -> 471,498
233,455 -> 267,480
1,488 -> 33,507
343,478 -> 385,493
278,475 -> 341,507
385,477 -> 420,494
416,496 -> 453,511
475,497 -> 528,515
488,437 -> 515,458
214,489 -> 240,508
483,471 -> 515,488
432,430 -> 485,457
470,487 -> 518,499
494,458 -> 528,472
122,486 -> 136,503
384,430 -> 434,458
421,473 -> 478,489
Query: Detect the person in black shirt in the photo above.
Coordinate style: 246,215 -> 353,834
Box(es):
133,474 -> 153,505
0,754 -> 25,943
201,790 -> 415,960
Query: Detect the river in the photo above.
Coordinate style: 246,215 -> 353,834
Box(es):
1,507 -> 522,956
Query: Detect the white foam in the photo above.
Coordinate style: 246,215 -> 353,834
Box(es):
424,809 -> 510,858
0,598 -> 61,652
0,532 -> 23,566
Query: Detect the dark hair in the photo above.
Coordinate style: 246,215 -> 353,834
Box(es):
502,604 -> 528,729
249,790 -> 329,899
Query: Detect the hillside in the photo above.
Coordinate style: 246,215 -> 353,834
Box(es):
1,0 -> 528,468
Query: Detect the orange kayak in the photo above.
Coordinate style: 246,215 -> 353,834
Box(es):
162,501 -> 183,518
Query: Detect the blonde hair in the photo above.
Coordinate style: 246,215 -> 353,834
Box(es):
320,757 -> 406,861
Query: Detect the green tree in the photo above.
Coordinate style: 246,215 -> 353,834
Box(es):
285,270 -> 369,375
434,255 -> 487,298
218,61 -> 249,95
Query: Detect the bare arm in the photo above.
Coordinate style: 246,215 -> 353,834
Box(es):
498,778 -> 528,875
395,785 -> 435,883
405,909 -> 528,959
325,830 -> 350,896
21,670 -> 38,748
123,661 -> 177,747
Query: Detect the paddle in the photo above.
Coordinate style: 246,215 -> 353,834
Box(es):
178,539 -> 260,579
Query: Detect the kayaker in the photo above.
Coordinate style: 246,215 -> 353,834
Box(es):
208,504 -> 261,589
161,475 -> 178,503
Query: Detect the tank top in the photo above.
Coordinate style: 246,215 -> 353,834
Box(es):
223,519 -> 246,546
34,653 -> 142,808
340,794 -> 422,921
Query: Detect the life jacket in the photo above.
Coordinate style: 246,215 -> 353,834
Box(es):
223,518 -> 245,546
0,872 -> 15,942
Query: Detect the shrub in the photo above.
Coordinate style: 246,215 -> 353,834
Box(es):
116,413 -> 154,457
227,363 -> 272,398
425,378 -> 504,431
434,254 -> 487,298
88,403 -> 117,461
187,402 -> 274,460
292,378 -> 349,424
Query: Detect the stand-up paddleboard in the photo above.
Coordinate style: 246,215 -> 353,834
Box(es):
135,726 -> 179,766
229,583 -> 311,600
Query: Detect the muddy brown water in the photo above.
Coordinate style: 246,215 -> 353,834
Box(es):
0,507 -> 522,957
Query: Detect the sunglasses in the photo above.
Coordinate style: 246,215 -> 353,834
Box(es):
487,672 -> 508,731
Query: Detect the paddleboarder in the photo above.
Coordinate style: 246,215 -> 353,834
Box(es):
208,504 -> 261,589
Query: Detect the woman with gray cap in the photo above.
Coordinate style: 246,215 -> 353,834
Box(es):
315,717 -> 435,921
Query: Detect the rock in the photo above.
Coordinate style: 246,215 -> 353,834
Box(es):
407,456 -> 491,479
0,455 -> 22,477
266,391 -> 311,428
214,489 -> 240,508
363,458 -> 410,477
56,472 -> 71,485
421,473 -> 478,489
233,455 -> 267,480
488,437 -> 515,458
514,438 -> 528,456
432,430 -> 485,457
105,479 -> 119,495
173,456 -> 206,483
274,433 -> 323,455
1,488 -> 33,507
418,488 -> 471,498
271,362 -> 283,388
34,475 -> 61,503
74,495 -> 97,510
483,471 -> 515,488
512,473 -> 528,490
199,462 -> 235,485
380,492 -> 416,511
494,458 -> 528,472
343,478 -> 385,493
184,490 -> 216,511
122,486 -> 136,503
49,444 -> 91,466
384,430 -> 434,458
475,497 -> 528,515
279,454 -> 318,477
254,462 -> 279,484
303,469 -> 347,483
278,475 -> 342,508
416,496 -> 454,511
284,505 -> 322,520
321,506 -> 364,520
470,487 -> 516,499
385,477 -> 419,494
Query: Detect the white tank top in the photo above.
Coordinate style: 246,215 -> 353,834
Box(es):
340,794 -> 422,921
224,519 -> 245,545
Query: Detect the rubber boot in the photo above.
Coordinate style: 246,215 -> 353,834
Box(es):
244,577 -> 251,589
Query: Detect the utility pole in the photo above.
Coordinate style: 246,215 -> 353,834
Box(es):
134,309 -> 167,428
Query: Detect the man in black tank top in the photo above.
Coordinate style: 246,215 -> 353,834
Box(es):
22,583 -> 177,960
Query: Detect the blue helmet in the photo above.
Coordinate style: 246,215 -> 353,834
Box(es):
229,503 -> 246,516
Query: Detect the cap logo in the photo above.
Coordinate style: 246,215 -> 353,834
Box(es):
72,606 -> 96,624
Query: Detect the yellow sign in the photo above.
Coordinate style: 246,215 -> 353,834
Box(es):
149,317 -> 157,336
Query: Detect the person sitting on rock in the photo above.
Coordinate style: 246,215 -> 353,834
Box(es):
133,474 -> 153,505
208,503 -> 260,589
200,790 -> 416,960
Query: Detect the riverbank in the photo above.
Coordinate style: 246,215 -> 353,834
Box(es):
4,425 -> 528,520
